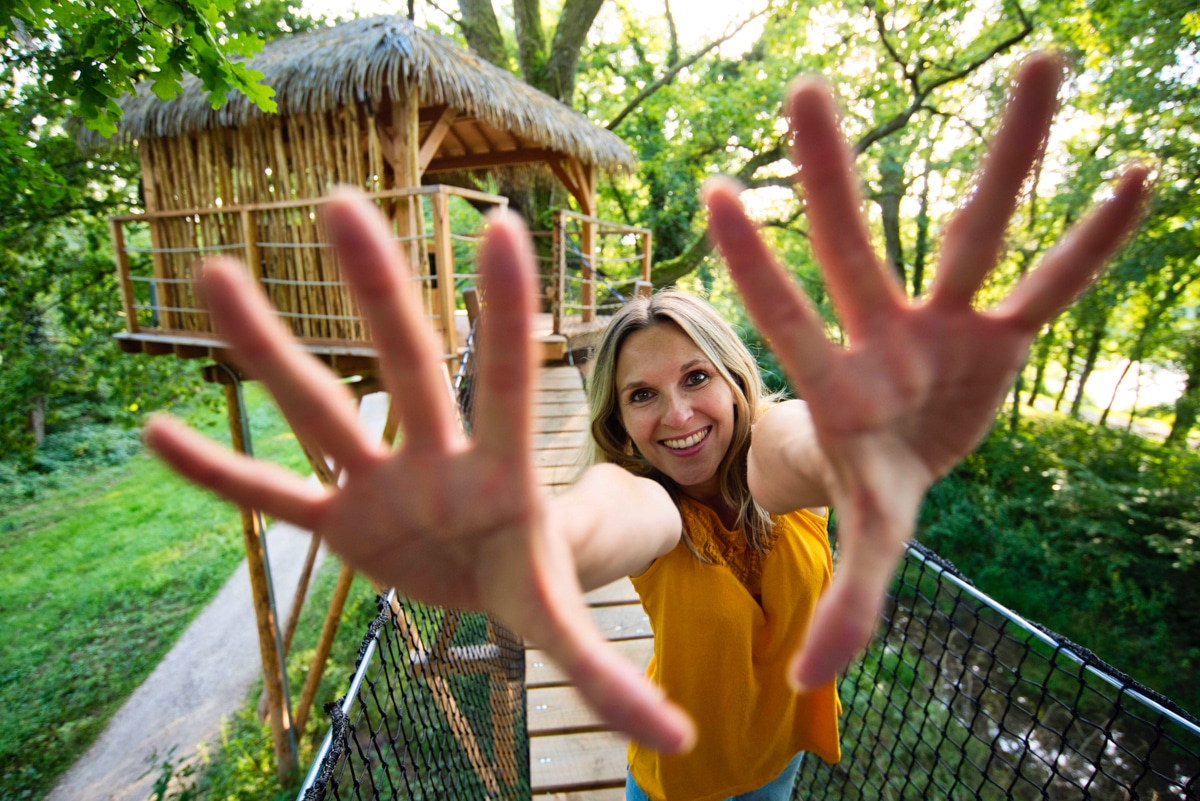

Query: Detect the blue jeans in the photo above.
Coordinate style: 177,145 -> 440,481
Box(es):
625,752 -> 804,801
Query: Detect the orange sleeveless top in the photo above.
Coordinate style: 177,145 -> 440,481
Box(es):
627,499 -> 842,801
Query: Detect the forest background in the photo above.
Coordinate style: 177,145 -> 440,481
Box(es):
1,0 -> 1198,798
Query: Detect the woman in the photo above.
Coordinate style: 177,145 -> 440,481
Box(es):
586,292 -> 841,800
145,54 -> 1148,797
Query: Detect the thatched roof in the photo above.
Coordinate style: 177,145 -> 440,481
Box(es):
91,15 -> 635,172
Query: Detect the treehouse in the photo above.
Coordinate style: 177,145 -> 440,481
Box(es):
89,15 -> 655,785
97,14 -> 654,377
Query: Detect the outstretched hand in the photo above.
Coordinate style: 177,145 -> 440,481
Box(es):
144,193 -> 694,754
705,54 -> 1148,692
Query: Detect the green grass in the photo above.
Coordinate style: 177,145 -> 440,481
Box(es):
0,383 -> 310,801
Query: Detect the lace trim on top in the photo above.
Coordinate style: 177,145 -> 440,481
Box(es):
680,499 -> 779,596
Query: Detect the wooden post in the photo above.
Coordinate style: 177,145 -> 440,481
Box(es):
577,162 -> 598,322
552,215 -> 561,335
293,561 -> 356,737
240,208 -> 262,282
109,218 -> 139,334
376,82 -> 426,310
224,381 -> 298,783
641,227 -> 653,284
580,219 -> 596,324
554,212 -> 566,335
432,188 -> 458,368
139,146 -> 175,330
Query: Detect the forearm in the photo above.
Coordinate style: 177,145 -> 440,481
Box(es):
748,400 -> 834,514
547,463 -> 682,591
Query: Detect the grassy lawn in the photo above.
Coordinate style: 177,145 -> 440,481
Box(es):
0,383 -> 310,801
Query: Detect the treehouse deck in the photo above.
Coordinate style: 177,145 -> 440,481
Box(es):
529,365 -> 651,798
114,312 -> 610,375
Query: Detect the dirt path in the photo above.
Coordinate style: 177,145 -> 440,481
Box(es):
47,393 -> 388,801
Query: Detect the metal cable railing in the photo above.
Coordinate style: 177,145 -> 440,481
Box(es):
796,539 -> 1200,799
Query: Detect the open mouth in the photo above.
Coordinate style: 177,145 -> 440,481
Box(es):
661,426 -> 711,451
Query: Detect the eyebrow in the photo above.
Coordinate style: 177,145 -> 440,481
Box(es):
618,358 -> 712,396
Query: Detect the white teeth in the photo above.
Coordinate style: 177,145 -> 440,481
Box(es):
663,428 -> 709,450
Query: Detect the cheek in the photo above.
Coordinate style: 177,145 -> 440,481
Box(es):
620,408 -> 657,450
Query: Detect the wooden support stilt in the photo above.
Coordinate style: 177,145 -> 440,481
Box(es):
382,594 -> 502,796
432,187 -> 459,370
224,381 -> 298,783
293,560 -> 356,736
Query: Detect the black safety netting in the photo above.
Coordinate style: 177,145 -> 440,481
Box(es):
298,319 -> 530,801
794,540 -> 1200,800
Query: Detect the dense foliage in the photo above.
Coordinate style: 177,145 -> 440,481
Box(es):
0,0 -> 325,469
921,414 -> 1200,713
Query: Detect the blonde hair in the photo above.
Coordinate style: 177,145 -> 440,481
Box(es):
585,291 -> 778,556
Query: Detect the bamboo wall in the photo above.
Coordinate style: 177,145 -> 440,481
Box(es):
134,101 -> 410,342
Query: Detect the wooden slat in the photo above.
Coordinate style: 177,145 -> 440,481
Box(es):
534,402 -> 587,418
535,790 -> 625,801
533,413 -> 589,434
535,389 -> 588,403
529,685 -> 605,734
533,429 -> 589,450
536,465 -> 579,487
530,730 -> 629,793
584,577 -> 638,606
591,604 -> 652,641
527,638 -> 653,689
535,448 -> 586,468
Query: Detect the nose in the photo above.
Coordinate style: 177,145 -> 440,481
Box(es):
662,391 -> 693,429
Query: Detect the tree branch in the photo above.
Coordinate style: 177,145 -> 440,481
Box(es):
852,8 -> 1033,154
546,0 -> 606,103
663,0 -> 680,66
513,0 -> 548,85
607,8 -> 768,131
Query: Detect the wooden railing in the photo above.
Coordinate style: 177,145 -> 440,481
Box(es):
548,210 -> 652,335
109,185 -> 508,365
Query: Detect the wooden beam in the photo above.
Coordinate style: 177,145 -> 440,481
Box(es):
424,147 -> 564,174
549,159 -> 586,211
418,106 -> 457,175
109,218 -> 139,334
224,382 -> 298,783
418,104 -> 451,123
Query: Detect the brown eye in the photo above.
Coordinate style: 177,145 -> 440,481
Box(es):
686,370 -> 709,387
630,388 -> 653,403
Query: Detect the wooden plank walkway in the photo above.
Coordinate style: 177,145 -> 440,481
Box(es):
529,365 -> 653,800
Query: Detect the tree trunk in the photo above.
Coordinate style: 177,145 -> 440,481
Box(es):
29,395 -> 45,447
911,159 -> 932,298
877,149 -> 906,286
1054,338 -> 1078,413
1098,360 -> 1135,427
1125,361 -> 1142,434
1027,323 -> 1057,408
1166,332 -> 1200,446
1069,313 -> 1107,419
456,0 -> 510,70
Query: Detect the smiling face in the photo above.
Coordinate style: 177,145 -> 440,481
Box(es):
615,322 -> 736,508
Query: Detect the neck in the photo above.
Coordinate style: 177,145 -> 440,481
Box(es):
684,485 -> 739,530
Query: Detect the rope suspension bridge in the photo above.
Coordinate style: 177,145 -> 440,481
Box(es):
292,238 -> 1200,799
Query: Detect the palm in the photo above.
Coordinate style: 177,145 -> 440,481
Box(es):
145,194 -> 691,754
706,54 -> 1148,690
